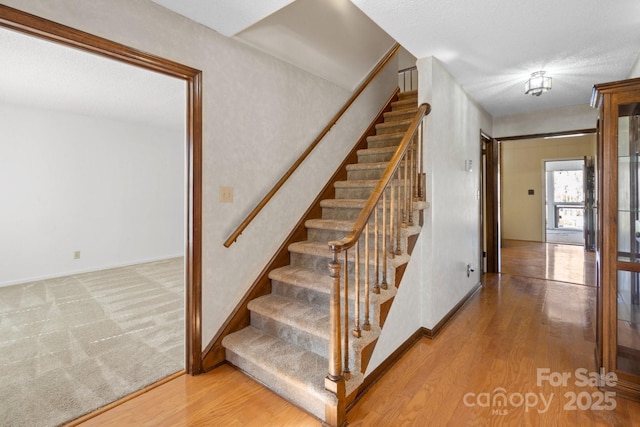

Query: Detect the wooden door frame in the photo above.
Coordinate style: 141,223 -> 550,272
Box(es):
495,128 -> 596,272
0,5 -> 203,374
481,132 -> 500,273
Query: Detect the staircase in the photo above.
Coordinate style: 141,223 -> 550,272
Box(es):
222,90 -> 425,424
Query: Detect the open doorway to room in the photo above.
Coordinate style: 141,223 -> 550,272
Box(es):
0,7 -> 202,427
498,132 -> 596,286
544,159 -> 585,246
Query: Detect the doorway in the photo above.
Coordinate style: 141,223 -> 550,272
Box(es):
496,131 -> 597,286
0,4 -> 202,426
544,159 -> 585,246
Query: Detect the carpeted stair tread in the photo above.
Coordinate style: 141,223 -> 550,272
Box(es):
366,131 -> 405,146
346,162 -> 389,172
398,89 -> 418,99
320,199 -> 367,209
383,109 -> 418,122
391,98 -> 418,111
357,146 -> 397,157
269,266 -> 332,293
375,119 -> 412,135
306,218 -> 355,232
269,266 -> 373,310
248,294 -> 330,339
288,241 -> 390,266
222,326 -> 336,419
334,179 -> 380,189
289,240 -> 334,259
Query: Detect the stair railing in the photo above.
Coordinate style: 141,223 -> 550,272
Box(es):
325,102 -> 431,407
398,66 -> 418,92
223,43 -> 401,248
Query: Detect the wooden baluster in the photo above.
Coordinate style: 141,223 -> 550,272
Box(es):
408,139 -> 414,226
327,253 -> 343,382
402,150 -> 409,228
419,121 -> 425,201
389,179 -> 396,259
343,250 -> 350,380
353,240 -> 361,338
395,170 -> 402,256
373,201 -> 380,294
381,190 -> 388,290
363,223 -> 371,331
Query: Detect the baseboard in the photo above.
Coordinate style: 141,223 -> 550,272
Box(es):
349,281 -> 482,410
1,254 -> 184,288
423,282 -> 482,339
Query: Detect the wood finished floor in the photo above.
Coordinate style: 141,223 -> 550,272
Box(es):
77,274 -> 640,426
501,239 -> 596,286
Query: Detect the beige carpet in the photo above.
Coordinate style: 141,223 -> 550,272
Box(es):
0,258 -> 185,427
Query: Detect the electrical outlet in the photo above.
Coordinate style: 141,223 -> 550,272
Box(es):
74,251 -> 81,259
220,186 -> 233,203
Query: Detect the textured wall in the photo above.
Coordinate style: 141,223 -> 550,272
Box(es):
366,57 -> 492,374
0,0 -> 398,346
493,104 -> 597,138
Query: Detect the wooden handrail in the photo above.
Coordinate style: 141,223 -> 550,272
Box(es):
223,43 -> 401,248
329,103 -> 431,255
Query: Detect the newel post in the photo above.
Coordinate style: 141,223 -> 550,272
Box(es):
325,249 -> 346,426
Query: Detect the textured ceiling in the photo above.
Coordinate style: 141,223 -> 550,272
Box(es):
155,0 -> 640,117
350,0 -> 640,116
0,27 -> 185,130
5,1 -> 640,124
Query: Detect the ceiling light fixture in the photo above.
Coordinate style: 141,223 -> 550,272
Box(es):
525,71 -> 552,96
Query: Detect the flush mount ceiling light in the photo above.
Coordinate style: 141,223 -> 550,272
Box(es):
525,71 -> 552,96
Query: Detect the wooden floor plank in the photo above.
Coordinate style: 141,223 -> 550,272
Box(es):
76,242 -> 640,426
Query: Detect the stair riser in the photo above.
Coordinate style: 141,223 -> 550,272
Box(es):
335,186 -> 375,199
356,151 -> 394,164
375,122 -> 410,135
272,280 -> 330,309
321,205 -> 398,221
225,349 -> 330,420
383,110 -> 417,122
250,307 -> 369,368
307,228 -> 391,249
348,165 -> 407,181
335,184 -> 411,200
398,90 -> 418,100
250,311 -> 329,358
290,252 -> 390,284
391,100 -> 417,111
348,168 -> 385,181
367,136 -> 402,149
271,280 -> 370,315
322,206 -> 362,221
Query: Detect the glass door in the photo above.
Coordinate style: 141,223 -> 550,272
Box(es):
617,103 -> 640,377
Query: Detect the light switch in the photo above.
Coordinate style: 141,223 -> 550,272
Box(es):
220,186 -> 233,203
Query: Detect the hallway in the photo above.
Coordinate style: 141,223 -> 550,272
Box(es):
501,239 -> 596,286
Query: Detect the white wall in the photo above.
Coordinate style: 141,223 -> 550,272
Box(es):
0,0 -> 398,346
493,104 -> 597,138
366,57 -> 492,373
0,102 -> 185,287
628,53 -> 640,78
